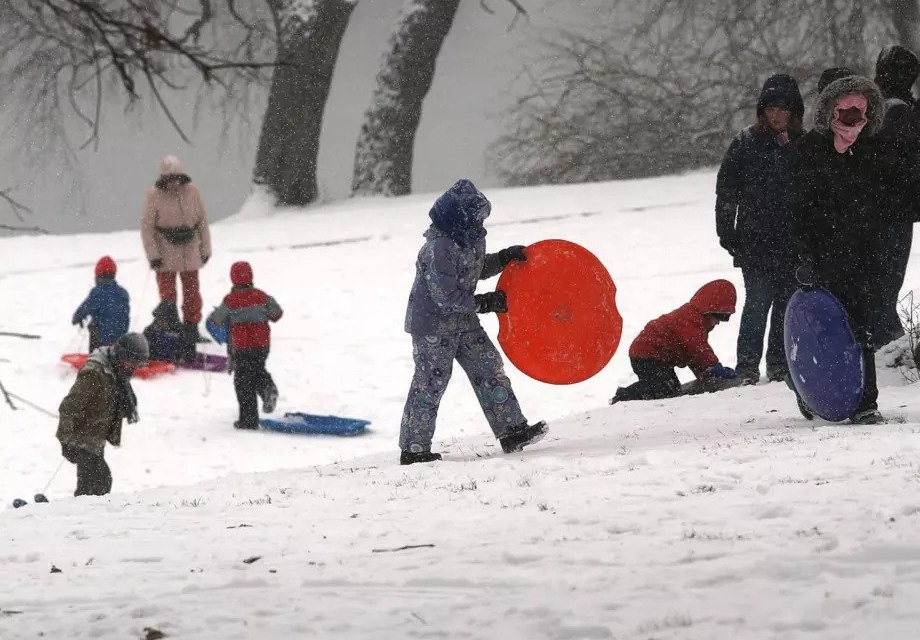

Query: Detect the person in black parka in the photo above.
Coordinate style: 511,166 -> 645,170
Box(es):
793,74 -> 919,424
871,45 -> 920,348
716,74 -> 804,384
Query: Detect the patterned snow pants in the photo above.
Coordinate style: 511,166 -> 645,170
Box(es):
400,327 -> 526,453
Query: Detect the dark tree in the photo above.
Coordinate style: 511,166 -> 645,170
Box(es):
351,0 -> 461,197
884,0 -> 920,52
253,0 -> 357,206
352,0 -> 527,197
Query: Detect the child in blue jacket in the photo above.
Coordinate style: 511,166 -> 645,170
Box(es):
72,256 -> 130,352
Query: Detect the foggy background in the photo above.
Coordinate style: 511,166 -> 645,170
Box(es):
0,0 -> 610,234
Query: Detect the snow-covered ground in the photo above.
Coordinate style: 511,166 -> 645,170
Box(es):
2,172 -> 920,639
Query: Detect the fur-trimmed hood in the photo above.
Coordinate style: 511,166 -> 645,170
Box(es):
813,75 -> 886,138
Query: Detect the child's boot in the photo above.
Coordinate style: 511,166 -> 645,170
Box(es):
400,450 -> 442,465
262,382 -> 279,414
499,420 -> 548,454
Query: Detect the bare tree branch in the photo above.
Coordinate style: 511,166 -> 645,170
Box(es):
0,0 -> 277,154
0,188 -> 33,221
490,0 -> 897,187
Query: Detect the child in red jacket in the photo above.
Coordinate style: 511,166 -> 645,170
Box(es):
207,261 -> 282,429
610,280 -> 738,404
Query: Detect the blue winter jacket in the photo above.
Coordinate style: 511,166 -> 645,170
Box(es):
72,278 -> 130,346
404,226 -> 504,336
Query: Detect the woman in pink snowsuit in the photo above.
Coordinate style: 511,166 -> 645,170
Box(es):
141,156 -> 212,344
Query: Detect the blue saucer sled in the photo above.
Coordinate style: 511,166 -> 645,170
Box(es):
260,412 -> 370,436
784,287 -> 866,422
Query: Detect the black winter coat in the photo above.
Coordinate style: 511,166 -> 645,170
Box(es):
795,131 -> 885,287
716,126 -> 800,270
794,76 -> 918,292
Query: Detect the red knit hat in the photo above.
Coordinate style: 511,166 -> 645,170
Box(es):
95,256 -> 117,278
230,261 -> 253,286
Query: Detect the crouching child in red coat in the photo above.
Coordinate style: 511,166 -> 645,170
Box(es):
207,261 -> 282,429
610,280 -> 738,404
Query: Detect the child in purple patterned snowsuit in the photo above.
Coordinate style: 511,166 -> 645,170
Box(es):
399,179 -> 547,465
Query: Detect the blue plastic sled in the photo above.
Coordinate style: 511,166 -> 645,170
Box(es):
259,412 -> 370,436
784,287 -> 865,421
206,318 -> 228,345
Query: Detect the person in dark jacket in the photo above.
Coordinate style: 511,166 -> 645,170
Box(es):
871,45 -> 920,347
400,179 -> 547,465
72,256 -> 130,352
716,74 -> 805,384
57,333 -> 148,496
142,300 -> 186,363
207,261 -> 282,430
794,74 -> 920,424
609,280 -> 738,403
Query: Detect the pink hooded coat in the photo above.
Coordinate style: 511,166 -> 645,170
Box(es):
141,156 -> 212,273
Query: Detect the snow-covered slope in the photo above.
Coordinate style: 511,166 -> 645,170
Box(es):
2,172 -> 920,639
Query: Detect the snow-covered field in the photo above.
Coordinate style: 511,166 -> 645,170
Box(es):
3,172 -> 920,639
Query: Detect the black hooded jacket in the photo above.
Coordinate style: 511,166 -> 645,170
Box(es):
874,45 -> 920,164
715,74 -> 804,270
794,76 -> 917,289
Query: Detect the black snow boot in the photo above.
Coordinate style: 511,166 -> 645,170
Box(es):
180,322 -> 199,362
262,383 -> 279,414
400,450 -> 442,465
499,421 -> 548,454
796,395 -> 814,420
234,420 -> 259,430
766,367 -> 788,383
849,409 -> 885,425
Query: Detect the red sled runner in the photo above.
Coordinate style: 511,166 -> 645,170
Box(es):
61,353 -> 175,379
496,239 -> 622,385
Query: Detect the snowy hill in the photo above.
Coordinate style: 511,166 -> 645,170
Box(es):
3,173 -> 920,639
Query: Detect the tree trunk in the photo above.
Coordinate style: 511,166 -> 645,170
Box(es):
254,0 -> 357,206
351,0 -> 461,197
886,0 -> 920,52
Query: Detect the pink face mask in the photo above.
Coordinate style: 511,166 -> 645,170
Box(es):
830,94 -> 868,153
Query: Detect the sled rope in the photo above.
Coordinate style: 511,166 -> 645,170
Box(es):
41,460 -> 65,494
6,391 -> 58,419
0,377 -> 15,410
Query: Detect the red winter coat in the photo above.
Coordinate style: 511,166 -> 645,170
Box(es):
629,280 -> 736,376
206,262 -> 282,351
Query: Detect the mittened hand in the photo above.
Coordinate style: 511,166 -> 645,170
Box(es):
475,290 -> 508,314
150,258 -> 163,270
708,363 -> 737,379
498,245 -> 527,266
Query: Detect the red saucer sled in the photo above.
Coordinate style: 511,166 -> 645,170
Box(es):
61,353 -> 176,379
496,239 -> 622,385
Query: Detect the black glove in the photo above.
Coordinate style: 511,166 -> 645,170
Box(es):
201,255 -> 210,265
150,258 -> 163,270
718,236 -> 737,257
498,245 -> 527,267
475,290 -> 508,314
795,260 -> 816,287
